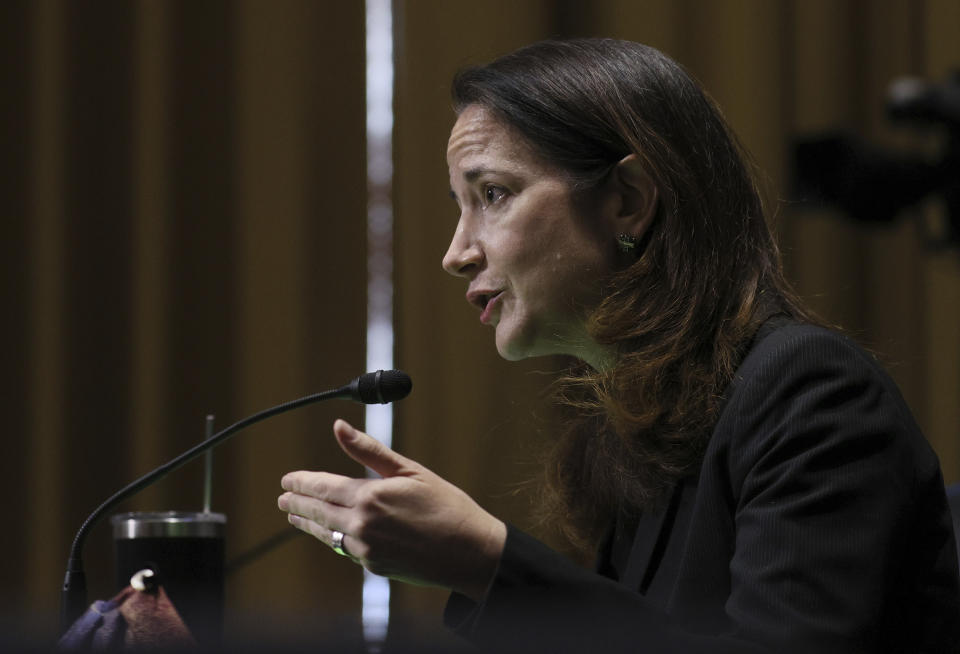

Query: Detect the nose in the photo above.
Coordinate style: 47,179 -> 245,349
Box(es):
442,222 -> 483,278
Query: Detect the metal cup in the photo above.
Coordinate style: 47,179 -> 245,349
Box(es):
112,511 -> 226,648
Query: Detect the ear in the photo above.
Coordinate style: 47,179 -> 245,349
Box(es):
608,154 -> 658,239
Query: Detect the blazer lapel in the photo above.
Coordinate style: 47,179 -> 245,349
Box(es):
621,481 -> 685,594
593,521 -> 617,576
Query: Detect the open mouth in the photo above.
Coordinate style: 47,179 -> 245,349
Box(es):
478,291 -> 504,324
468,289 -> 503,312
478,291 -> 502,311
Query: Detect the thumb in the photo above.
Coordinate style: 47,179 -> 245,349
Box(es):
333,419 -> 418,478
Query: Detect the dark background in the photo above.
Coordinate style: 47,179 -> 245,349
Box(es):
2,0 -> 958,649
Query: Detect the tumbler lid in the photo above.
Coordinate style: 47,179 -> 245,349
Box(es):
111,511 -> 226,539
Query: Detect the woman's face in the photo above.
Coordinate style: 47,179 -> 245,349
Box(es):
443,105 -> 615,367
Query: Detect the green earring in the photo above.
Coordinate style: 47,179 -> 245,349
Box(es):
616,233 -> 638,253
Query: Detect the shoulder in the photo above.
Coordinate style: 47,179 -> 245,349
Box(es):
710,322 -> 937,498
691,324 -> 960,651
727,322 -> 914,431
736,323 -> 887,394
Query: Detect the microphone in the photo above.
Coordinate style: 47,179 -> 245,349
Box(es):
348,368 -> 413,404
61,370 -> 412,632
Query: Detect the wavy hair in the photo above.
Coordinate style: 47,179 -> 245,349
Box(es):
452,39 -> 816,549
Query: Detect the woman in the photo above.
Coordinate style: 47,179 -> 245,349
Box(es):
277,39 -> 960,652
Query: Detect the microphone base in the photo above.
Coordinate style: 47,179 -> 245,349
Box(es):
61,566 -> 87,634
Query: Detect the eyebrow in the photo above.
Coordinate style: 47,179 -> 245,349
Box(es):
449,167 -> 495,203
463,167 -> 493,182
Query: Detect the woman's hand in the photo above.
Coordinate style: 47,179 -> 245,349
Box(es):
277,419 -> 507,602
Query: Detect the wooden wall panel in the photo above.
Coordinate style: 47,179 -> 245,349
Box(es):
5,0 -> 367,646
920,0 -> 960,481
225,0 -> 367,640
22,0 -> 68,616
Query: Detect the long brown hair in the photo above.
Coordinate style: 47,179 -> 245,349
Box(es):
453,39 -> 815,549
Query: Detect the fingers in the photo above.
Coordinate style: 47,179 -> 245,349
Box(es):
333,419 -> 420,478
278,419 -> 432,571
281,470 -> 365,506
279,490 -> 366,563
278,469 -> 365,553
286,513 -> 361,560
278,491 -> 354,532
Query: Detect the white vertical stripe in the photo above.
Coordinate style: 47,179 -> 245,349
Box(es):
363,0 -> 394,650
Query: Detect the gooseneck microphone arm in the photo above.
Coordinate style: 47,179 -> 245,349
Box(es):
61,370 -> 412,632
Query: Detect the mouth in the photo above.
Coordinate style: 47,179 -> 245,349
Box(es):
467,289 -> 505,324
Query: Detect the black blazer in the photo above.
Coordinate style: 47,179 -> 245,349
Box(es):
445,324 -> 960,653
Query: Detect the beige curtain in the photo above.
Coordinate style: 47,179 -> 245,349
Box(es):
4,0 -> 958,647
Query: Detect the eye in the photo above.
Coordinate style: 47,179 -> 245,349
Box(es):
483,184 -> 508,207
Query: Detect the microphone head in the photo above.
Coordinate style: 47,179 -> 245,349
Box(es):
352,370 -> 412,404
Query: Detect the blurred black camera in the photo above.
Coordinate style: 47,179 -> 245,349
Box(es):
794,71 -> 960,248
